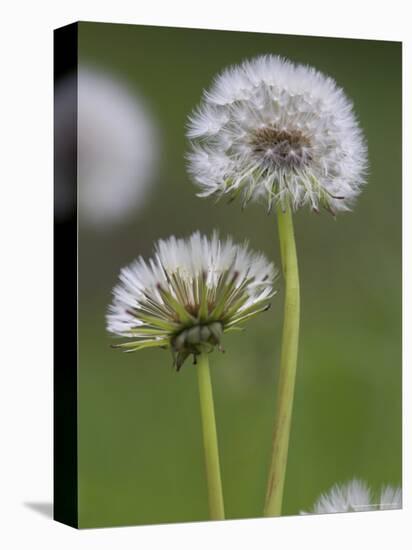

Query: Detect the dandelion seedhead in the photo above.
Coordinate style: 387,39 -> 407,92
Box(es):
187,55 -> 367,215
301,479 -> 402,515
107,232 -> 276,370
55,66 -> 159,227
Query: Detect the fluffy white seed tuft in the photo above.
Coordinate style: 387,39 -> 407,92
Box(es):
187,55 -> 368,215
301,479 -> 402,514
107,232 -> 277,369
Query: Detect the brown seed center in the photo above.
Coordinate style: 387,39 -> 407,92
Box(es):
250,127 -> 312,169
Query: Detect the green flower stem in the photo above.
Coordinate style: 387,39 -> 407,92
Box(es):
264,203 -> 300,517
197,352 -> 225,520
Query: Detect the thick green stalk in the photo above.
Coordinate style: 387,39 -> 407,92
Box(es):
264,204 -> 300,517
197,353 -> 225,520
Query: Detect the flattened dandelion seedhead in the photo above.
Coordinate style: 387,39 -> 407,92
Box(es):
107,232 -> 276,370
187,55 -> 368,215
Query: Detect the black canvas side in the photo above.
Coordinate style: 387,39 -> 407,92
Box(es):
53,22 -> 78,529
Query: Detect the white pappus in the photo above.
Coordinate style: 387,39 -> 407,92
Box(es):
187,55 -> 367,215
301,479 -> 402,515
107,232 -> 277,370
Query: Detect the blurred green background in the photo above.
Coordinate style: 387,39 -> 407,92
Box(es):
77,23 -> 401,528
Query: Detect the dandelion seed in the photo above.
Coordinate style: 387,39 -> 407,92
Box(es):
301,479 -> 402,514
187,55 -> 367,214
107,232 -> 277,370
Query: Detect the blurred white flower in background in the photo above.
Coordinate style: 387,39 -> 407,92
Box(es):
55,66 -> 159,227
301,479 -> 402,515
